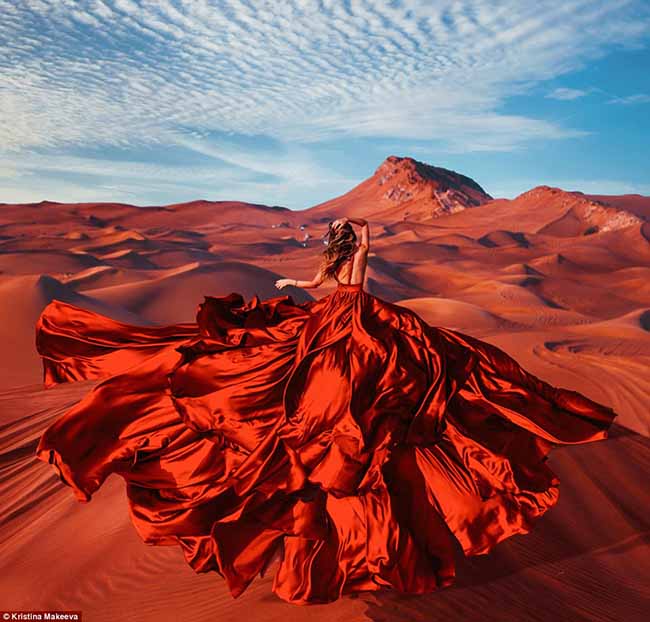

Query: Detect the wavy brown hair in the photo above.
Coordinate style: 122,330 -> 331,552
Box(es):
319,221 -> 358,280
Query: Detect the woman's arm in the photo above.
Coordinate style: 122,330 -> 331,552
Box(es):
275,267 -> 325,290
344,217 -> 370,250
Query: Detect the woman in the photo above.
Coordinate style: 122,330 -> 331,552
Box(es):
35,216 -> 617,605
274,216 -> 368,290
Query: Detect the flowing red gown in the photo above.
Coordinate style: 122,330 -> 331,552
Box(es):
35,281 -> 617,604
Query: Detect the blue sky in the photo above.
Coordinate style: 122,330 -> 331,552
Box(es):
1,0 -> 649,208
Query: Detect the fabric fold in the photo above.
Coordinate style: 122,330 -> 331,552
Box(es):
34,283 -> 617,604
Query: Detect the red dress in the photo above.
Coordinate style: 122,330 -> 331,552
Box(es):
35,281 -> 617,604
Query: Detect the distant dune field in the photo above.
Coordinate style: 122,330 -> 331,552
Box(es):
1,156 -> 649,621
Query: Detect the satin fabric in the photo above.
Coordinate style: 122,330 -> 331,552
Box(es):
35,282 -> 617,604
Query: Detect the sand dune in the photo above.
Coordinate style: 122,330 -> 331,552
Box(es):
84,261 -> 314,324
95,248 -> 160,269
0,274 -> 146,389
1,155 -> 649,620
530,333 -> 650,437
528,252 -> 580,274
60,264 -> 188,292
501,262 -> 546,276
0,251 -> 101,275
79,228 -> 147,245
119,200 -> 297,231
422,232 -> 480,248
396,297 -> 518,333
477,230 -> 532,248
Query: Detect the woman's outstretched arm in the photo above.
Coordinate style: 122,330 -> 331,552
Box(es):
275,267 -> 325,290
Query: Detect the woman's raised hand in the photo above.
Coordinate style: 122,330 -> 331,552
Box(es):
332,217 -> 349,231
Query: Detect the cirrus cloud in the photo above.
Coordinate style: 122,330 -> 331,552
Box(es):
1,0 -> 649,152
546,87 -> 590,101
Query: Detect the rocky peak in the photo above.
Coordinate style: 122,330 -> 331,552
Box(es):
519,186 -> 643,234
372,155 -> 492,218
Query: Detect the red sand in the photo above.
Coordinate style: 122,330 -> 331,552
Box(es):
1,156 -> 648,620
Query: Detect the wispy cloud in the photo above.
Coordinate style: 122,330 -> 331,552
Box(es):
0,147 -> 359,208
607,93 -> 650,104
2,1 -> 649,151
546,87 -> 589,100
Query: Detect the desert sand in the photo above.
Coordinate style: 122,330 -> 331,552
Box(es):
1,156 -> 648,620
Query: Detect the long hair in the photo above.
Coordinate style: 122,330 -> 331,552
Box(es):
319,221 -> 357,280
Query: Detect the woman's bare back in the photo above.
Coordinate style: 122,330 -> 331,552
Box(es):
334,243 -> 368,285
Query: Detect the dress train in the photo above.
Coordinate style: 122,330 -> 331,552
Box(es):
35,282 -> 617,604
